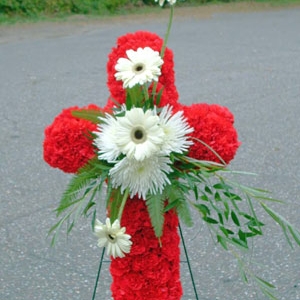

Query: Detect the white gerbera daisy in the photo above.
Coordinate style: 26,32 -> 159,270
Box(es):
159,105 -> 194,155
155,0 -> 176,6
109,155 -> 172,199
94,107 -> 165,162
114,47 -> 163,88
115,107 -> 165,161
94,218 -> 132,259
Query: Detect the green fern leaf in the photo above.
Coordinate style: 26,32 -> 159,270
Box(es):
146,193 -> 165,238
56,158 -> 107,216
56,172 -> 98,215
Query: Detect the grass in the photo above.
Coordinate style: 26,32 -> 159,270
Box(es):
1,0 -> 300,25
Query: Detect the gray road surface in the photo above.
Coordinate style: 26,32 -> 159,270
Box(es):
1,6 -> 300,300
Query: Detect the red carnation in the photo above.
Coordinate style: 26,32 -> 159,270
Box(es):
43,104 -> 102,173
110,197 -> 182,300
181,103 -> 241,164
106,31 -> 179,106
131,252 -> 161,272
110,256 -> 131,277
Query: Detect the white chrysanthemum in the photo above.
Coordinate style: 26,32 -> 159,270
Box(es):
94,218 -> 132,259
115,47 -> 163,88
159,105 -> 194,155
115,107 -> 165,161
155,0 -> 176,6
94,113 -> 121,162
109,155 -> 172,199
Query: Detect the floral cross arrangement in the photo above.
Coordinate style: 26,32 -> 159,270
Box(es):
43,1 -> 300,299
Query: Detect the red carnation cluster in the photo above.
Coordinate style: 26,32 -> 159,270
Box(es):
43,104 -> 101,173
110,197 -> 182,300
181,103 -> 241,164
106,31 -> 179,107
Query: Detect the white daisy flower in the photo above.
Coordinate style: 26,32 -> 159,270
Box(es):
95,107 -> 165,162
94,218 -> 132,259
155,0 -> 176,6
114,47 -> 163,88
159,105 -> 194,155
109,155 -> 172,199
115,107 -> 165,161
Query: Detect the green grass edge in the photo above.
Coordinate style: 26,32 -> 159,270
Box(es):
1,0 -> 300,25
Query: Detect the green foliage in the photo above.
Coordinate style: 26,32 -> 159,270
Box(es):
104,0 -> 130,13
0,0 -> 144,17
71,109 -> 104,124
164,184 -> 194,227
48,148 -> 300,259
48,157 -> 111,245
146,193 -> 165,238
0,0 -> 108,17
168,155 -> 299,299
1,0 -> 300,21
235,253 -> 279,300
170,154 -> 300,253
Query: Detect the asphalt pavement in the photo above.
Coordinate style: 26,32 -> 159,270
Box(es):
1,5 -> 300,300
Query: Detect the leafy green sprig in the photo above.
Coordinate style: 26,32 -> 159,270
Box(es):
49,137 -> 300,251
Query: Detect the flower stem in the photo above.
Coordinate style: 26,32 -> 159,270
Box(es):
143,84 -> 149,101
179,223 -> 199,300
92,247 -> 105,300
152,5 -> 174,99
160,5 -> 174,60
117,188 -> 129,222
